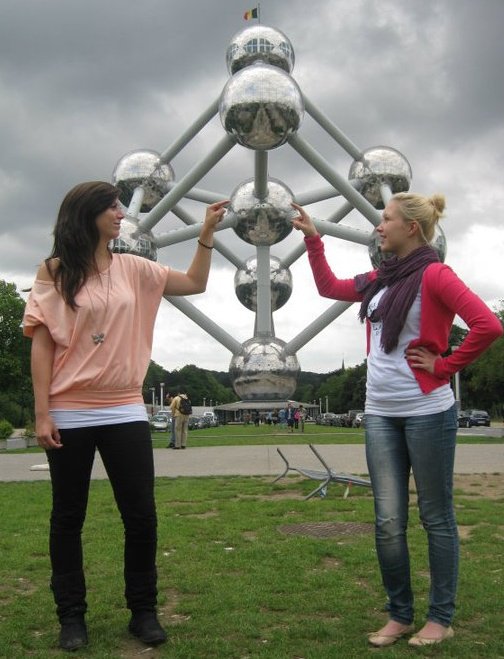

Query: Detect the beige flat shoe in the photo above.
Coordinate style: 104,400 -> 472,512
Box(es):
408,625 -> 454,647
367,623 -> 415,647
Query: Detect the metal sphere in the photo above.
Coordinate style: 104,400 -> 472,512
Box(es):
229,336 -> 300,401
112,149 -> 175,212
111,214 -> 157,261
219,63 -> 304,150
234,255 -> 293,311
349,147 -> 412,209
368,224 -> 447,268
226,25 -> 295,74
230,178 -> 295,245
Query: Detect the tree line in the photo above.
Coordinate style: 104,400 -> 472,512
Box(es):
1,279 -> 503,427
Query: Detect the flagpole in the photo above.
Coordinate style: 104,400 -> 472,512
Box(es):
258,2 -> 261,23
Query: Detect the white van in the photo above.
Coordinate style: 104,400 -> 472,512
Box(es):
203,412 -> 219,427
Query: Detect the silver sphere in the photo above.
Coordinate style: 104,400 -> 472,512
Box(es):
368,224 -> 447,268
219,62 -> 304,150
112,149 -> 175,212
349,147 -> 412,209
226,25 -> 295,74
111,214 -> 157,261
229,336 -> 300,401
230,178 -> 295,245
234,255 -> 293,311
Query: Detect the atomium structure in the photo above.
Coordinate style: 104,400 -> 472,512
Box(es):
110,24 -> 446,402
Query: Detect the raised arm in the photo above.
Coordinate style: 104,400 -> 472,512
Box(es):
163,200 -> 229,296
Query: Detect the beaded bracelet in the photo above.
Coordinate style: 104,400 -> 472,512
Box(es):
198,239 -> 213,249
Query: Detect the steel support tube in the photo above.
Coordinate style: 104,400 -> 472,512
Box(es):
288,133 -> 381,227
164,295 -> 242,356
159,97 -> 220,164
138,135 -> 236,233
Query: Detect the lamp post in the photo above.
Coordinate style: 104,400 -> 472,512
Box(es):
150,387 -> 155,413
160,382 -> 165,411
325,396 -> 329,413
319,398 -> 322,414
203,397 -> 207,407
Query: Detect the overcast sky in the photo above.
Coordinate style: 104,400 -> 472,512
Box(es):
1,0 -> 503,375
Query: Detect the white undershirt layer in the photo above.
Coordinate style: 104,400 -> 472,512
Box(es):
365,288 -> 454,416
50,404 -> 148,429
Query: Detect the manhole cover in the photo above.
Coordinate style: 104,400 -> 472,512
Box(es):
278,521 -> 373,538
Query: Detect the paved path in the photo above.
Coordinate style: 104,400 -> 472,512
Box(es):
1,443 -> 503,482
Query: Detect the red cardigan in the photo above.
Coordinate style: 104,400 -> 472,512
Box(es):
305,234 -> 503,394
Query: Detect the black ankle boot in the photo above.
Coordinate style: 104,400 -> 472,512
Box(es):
59,615 -> 88,651
51,571 -> 88,650
125,570 -> 166,645
128,611 -> 167,645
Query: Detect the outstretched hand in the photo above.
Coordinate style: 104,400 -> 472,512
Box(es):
290,202 -> 318,237
203,200 -> 230,229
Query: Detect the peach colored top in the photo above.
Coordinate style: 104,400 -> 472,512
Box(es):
23,254 -> 169,409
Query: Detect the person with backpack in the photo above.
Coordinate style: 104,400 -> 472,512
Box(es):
170,390 -> 192,449
165,392 -> 176,448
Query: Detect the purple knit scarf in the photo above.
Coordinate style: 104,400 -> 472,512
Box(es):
355,245 -> 439,353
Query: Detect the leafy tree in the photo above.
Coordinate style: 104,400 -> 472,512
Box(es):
462,302 -> 504,416
0,281 -> 33,425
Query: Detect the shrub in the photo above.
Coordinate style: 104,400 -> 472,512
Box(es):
0,419 -> 14,440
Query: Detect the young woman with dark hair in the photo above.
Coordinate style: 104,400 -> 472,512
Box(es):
23,181 -> 228,651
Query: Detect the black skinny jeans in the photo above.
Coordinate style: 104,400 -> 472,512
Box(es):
46,421 -> 157,576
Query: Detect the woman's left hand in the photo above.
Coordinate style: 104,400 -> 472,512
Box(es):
203,200 -> 229,230
405,346 -> 439,374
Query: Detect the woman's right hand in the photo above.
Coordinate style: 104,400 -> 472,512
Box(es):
291,202 -> 319,237
36,413 -> 62,450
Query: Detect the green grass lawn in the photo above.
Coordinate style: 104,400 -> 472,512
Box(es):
1,471 -> 503,657
3,422 -> 502,455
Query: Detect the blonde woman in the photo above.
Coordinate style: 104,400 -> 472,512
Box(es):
292,194 -> 502,648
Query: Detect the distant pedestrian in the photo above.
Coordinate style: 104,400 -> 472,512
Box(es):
170,390 -> 191,448
165,392 -> 176,448
297,404 -> 307,432
285,402 -> 295,432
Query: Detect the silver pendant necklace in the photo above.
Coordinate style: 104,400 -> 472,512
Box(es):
85,271 -> 111,345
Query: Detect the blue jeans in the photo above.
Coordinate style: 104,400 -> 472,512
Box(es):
365,404 -> 458,626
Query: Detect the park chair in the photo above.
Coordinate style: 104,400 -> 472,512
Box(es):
273,443 -> 372,500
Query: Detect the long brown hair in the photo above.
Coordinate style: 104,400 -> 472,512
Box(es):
47,181 -> 120,309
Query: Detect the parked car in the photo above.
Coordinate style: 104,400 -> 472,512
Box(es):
188,415 -> 207,430
353,412 -> 365,428
457,410 -> 471,428
203,412 -> 219,427
329,414 -> 346,427
316,413 -> 339,426
150,414 -> 170,432
458,409 -> 490,428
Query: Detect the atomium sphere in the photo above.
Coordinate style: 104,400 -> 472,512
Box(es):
230,178 -> 295,245
368,224 -> 446,268
349,147 -> 412,209
229,336 -> 300,401
110,215 -> 157,261
219,62 -> 304,150
234,255 -> 293,311
112,149 -> 175,212
226,25 -> 295,74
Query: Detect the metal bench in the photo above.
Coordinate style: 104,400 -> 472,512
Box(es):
273,443 -> 372,500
